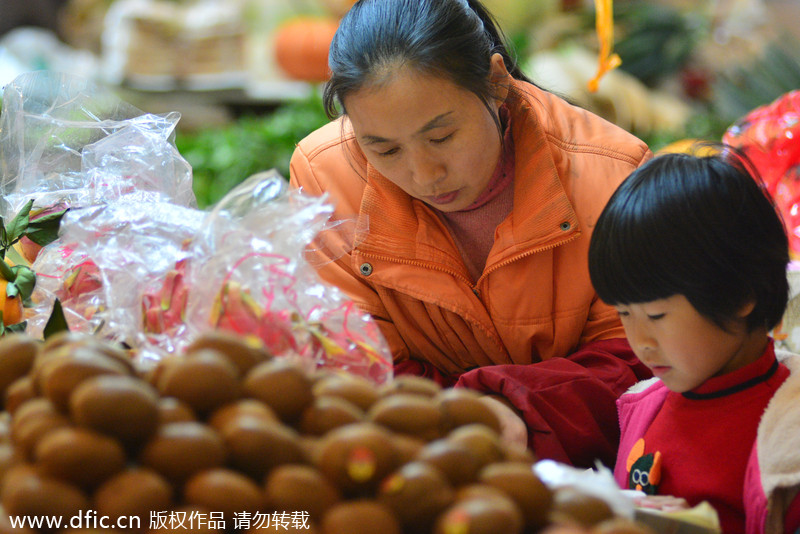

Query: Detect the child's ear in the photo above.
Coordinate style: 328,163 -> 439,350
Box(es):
736,299 -> 756,318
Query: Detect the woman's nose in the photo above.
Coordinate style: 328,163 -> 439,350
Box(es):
409,150 -> 444,186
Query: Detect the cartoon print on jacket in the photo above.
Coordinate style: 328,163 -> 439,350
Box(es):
627,438 -> 662,494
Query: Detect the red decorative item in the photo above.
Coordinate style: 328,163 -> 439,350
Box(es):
273,17 -> 340,83
723,90 -> 800,257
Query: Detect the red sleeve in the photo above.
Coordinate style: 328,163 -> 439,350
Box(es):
454,338 -> 652,468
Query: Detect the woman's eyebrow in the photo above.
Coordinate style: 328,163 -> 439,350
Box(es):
360,112 -> 455,145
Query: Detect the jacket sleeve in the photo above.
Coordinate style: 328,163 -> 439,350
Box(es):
454,338 -> 652,468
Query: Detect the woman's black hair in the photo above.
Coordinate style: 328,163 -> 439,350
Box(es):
322,0 -> 532,120
588,144 -> 789,331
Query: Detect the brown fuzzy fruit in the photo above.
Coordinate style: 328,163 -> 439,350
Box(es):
478,461 -> 553,530
184,330 -> 272,375
551,487 -> 616,528
1,464 -> 90,531
298,395 -> 364,436
138,422 -> 226,486
315,423 -> 399,496
415,437 -> 482,487
434,492 -> 524,534
312,374 -> 380,412
264,464 -> 342,521
435,388 -> 502,434
35,426 -> 127,490
367,393 -> 443,441
320,500 -> 402,534
183,468 -> 265,520
0,334 -> 39,408
10,397 -> 71,460
95,468 -> 174,533
377,461 -> 455,532
243,359 -> 314,424
156,349 -> 240,416
219,417 -> 306,480
70,374 -> 160,448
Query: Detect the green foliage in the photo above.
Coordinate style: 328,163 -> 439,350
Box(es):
613,1 -> 704,88
641,109 -> 733,153
709,40 -> 800,127
176,90 -> 330,209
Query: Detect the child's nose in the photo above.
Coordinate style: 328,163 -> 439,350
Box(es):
626,323 -> 657,353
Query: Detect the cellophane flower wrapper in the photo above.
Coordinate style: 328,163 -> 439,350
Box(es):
0,70 -> 196,221
29,172 -> 393,383
722,90 -> 800,257
184,171 -> 393,384
28,201 -> 206,367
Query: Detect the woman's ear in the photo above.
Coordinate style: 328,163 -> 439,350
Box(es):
489,53 -> 510,103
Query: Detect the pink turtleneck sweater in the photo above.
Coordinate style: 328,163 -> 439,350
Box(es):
437,106 -> 515,282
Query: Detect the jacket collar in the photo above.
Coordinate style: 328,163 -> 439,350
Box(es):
354,81 -> 579,265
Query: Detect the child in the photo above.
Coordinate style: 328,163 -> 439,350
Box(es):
588,148 -> 800,534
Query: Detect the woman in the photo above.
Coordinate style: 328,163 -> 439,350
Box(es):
289,0 -> 653,467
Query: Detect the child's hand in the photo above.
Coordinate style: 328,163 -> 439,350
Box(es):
479,394 -> 528,448
633,494 -> 690,512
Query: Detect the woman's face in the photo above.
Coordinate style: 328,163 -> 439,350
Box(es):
344,58 -> 508,212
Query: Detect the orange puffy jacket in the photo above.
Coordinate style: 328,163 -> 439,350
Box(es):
290,80 -> 651,374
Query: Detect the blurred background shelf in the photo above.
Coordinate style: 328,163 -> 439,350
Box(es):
1,0 -> 799,208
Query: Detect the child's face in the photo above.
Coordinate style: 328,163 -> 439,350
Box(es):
614,295 -> 763,392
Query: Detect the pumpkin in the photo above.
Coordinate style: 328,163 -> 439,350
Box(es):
273,17 -> 340,83
321,0 -> 358,18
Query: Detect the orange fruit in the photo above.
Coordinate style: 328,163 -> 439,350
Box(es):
0,278 -> 24,326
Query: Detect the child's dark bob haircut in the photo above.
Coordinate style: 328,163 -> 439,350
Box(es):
588,146 -> 789,331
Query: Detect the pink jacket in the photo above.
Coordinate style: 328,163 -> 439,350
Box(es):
616,352 -> 800,534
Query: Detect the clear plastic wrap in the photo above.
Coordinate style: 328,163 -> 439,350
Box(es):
184,171 -> 393,384
28,173 -> 392,383
0,70 -> 196,217
4,71 -> 391,383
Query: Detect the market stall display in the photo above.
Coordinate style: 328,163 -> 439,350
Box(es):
0,329 -> 662,534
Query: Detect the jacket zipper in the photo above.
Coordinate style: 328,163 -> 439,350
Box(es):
359,253 -> 475,289
360,230 -> 580,294
476,231 -> 581,287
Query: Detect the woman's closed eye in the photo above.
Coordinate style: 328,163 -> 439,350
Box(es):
430,133 -> 454,145
647,313 -> 665,320
377,146 -> 400,157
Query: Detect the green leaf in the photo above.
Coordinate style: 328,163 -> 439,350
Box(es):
4,321 -> 27,335
4,199 -> 34,245
24,209 -> 68,246
5,245 -> 27,267
10,265 -> 36,302
43,299 -> 69,339
0,260 -> 15,282
0,215 -> 6,247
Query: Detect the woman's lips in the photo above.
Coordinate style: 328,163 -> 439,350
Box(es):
426,190 -> 459,205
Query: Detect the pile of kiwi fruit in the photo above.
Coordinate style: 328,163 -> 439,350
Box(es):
0,331 -> 655,534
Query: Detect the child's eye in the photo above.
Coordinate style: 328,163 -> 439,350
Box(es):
616,310 -> 629,318
431,133 -> 453,144
647,313 -> 665,320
